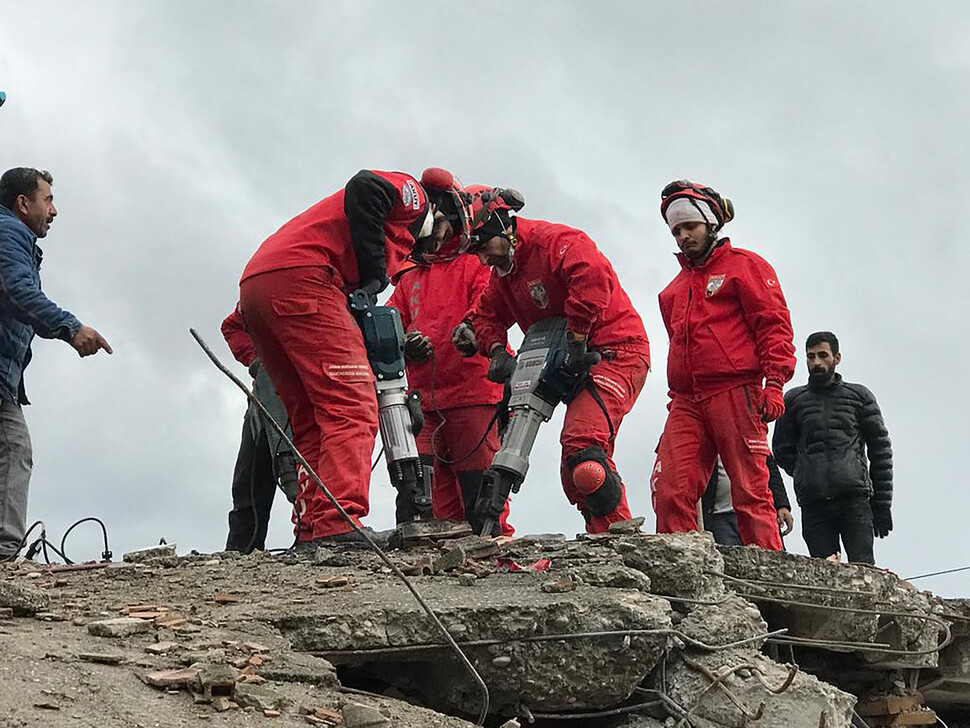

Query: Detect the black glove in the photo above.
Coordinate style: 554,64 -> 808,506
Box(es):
872,502 -> 893,538
358,273 -> 390,296
248,359 -> 261,379
404,331 -> 432,362
562,333 -> 599,376
487,349 -> 517,383
452,321 -> 479,357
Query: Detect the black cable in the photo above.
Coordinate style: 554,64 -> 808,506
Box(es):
427,348 -> 499,466
371,445 -> 385,473
585,375 -> 616,441
0,519 -> 44,563
59,517 -> 112,564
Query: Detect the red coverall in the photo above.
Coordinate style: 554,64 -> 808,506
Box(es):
653,239 -> 795,550
466,218 -> 650,533
387,253 -> 514,536
238,170 -> 429,541
222,303 -> 257,367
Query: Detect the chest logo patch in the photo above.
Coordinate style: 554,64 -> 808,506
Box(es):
528,279 -> 549,309
706,274 -> 726,298
401,180 -> 421,211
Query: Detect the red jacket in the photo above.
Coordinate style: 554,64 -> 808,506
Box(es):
658,239 -> 795,399
387,254 -> 505,410
221,302 -> 257,366
241,170 -> 428,290
467,217 -> 649,358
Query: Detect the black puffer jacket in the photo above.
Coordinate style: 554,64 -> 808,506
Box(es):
772,374 -> 892,508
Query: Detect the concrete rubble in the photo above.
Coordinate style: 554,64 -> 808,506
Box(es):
0,530 -> 967,726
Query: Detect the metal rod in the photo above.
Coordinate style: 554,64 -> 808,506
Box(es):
312,627 -> 789,659
528,699 -> 663,720
189,328 -> 490,725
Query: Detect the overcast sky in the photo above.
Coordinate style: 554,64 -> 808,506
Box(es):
2,1 -> 968,596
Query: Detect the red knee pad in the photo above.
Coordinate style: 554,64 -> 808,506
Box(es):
565,446 -> 623,517
572,461 -> 606,495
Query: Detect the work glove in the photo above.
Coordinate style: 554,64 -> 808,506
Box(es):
403,331 -> 433,362
562,332 -> 599,376
872,502 -> 893,538
248,358 -> 261,379
452,320 -> 479,358
487,348 -> 517,383
359,273 -> 390,296
761,380 -> 786,422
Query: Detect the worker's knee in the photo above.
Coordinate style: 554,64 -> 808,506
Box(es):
565,446 -> 622,517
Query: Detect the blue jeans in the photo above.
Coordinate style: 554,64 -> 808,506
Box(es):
0,400 -> 32,557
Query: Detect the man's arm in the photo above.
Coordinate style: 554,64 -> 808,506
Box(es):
556,230 -> 613,339
465,274 -> 515,356
221,303 -> 257,367
767,454 -> 791,510
736,254 -> 796,387
344,170 -> 398,291
0,227 -> 82,341
858,385 -> 893,516
771,392 -> 799,475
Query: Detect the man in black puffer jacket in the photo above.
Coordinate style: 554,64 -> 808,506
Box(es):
772,331 -> 893,564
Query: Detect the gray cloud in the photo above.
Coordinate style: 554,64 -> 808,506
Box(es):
1,1 -> 966,594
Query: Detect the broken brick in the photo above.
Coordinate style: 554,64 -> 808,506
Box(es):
145,641 -> 179,655
143,668 -> 199,689
87,617 -> 153,638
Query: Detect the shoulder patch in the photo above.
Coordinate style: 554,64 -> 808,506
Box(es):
401,179 -> 421,211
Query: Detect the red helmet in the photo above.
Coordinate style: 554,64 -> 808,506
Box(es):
420,167 -> 474,245
462,185 -> 526,253
660,180 -> 734,231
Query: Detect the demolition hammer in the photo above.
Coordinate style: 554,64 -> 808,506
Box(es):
475,317 -> 600,536
349,284 -> 432,524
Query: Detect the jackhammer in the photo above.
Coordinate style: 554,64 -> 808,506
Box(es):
475,317 -> 599,536
349,287 -> 431,524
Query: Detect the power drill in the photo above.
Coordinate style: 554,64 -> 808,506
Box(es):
476,317 -> 597,536
349,289 -> 431,523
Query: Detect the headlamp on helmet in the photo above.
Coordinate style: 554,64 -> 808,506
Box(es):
660,180 -> 734,233
463,185 -> 525,253
420,167 -> 473,245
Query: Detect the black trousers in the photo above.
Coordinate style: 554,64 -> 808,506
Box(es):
705,512 -> 743,547
226,415 -> 277,553
801,495 -> 874,565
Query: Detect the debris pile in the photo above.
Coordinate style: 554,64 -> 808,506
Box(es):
0,530 -> 967,727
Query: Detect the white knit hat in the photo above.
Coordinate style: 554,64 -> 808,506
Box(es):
664,197 -> 717,232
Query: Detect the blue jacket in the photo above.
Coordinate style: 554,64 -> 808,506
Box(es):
0,205 -> 81,404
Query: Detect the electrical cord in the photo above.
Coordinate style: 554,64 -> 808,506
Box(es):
59,517 -> 112,564
426,348 -> 500,466
0,520 -> 44,563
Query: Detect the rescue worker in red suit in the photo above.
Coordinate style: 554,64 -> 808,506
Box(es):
387,178 -> 514,537
651,181 -> 796,550
238,170 -> 438,545
453,188 -> 650,534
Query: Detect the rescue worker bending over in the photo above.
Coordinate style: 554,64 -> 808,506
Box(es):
651,181 -> 795,550
238,170 -> 437,546
454,187 -> 650,534
387,172 -> 514,537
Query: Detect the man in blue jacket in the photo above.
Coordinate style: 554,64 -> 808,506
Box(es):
0,168 -> 112,559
